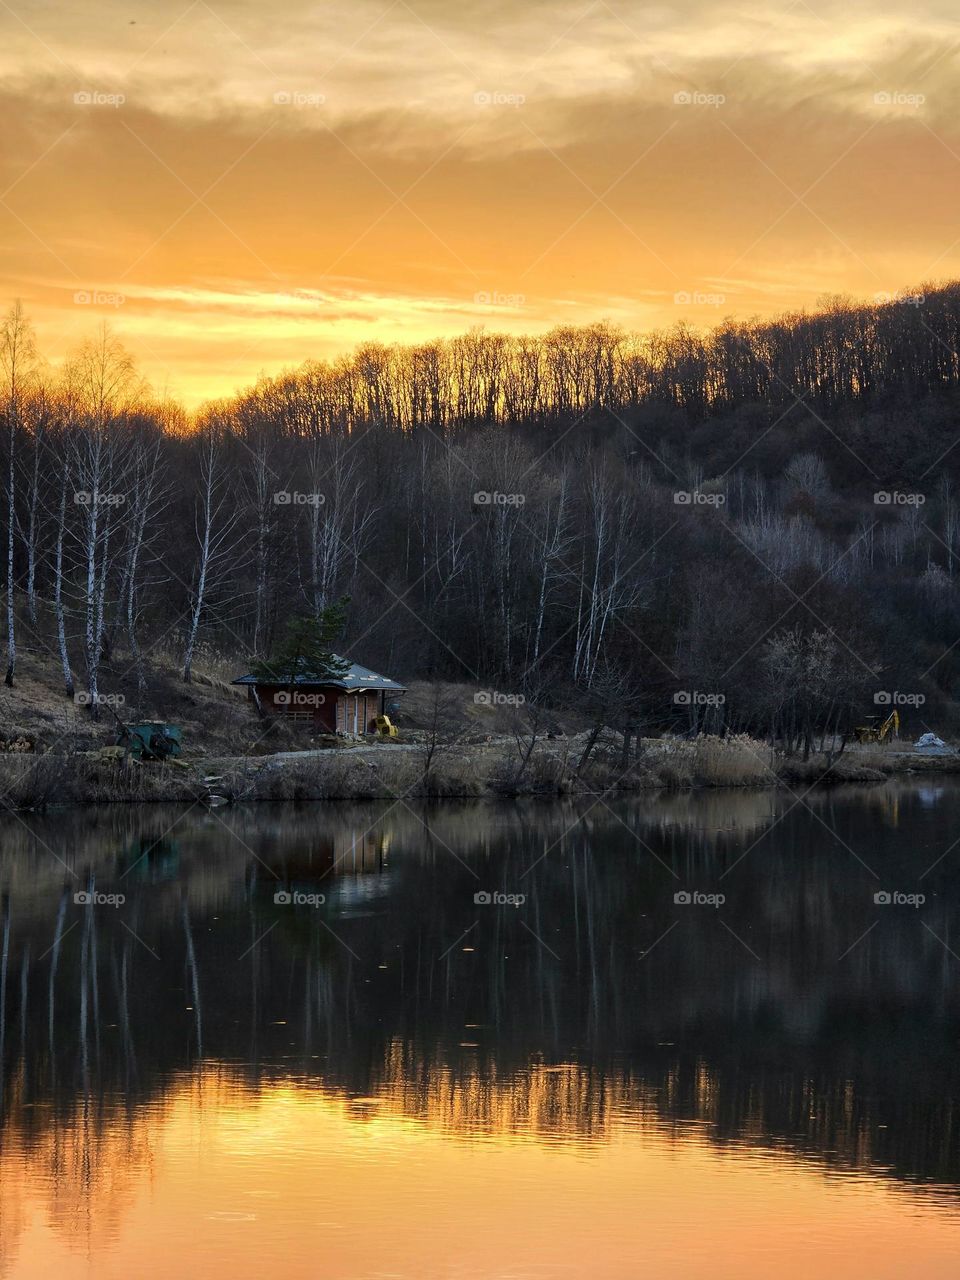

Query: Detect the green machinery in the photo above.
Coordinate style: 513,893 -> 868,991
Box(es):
116,721 -> 183,761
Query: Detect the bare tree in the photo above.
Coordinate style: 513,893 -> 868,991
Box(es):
182,430 -> 241,683
0,301 -> 38,685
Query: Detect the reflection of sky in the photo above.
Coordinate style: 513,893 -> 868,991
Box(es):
918,785 -> 946,807
3,1068 -> 960,1279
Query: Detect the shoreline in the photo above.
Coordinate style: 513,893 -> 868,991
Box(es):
0,737 -> 957,812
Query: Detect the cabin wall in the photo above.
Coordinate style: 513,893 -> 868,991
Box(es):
334,691 -> 384,735
249,684 -> 386,734
250,683 -> 338,731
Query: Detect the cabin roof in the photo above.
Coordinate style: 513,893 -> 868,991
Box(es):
232,656 -> 406,693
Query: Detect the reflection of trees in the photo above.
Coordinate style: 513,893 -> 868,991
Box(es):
2,783 -> 960,1256
0,1055 -> 169,1270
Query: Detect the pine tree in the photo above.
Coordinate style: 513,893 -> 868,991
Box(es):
253,602 -> 350,686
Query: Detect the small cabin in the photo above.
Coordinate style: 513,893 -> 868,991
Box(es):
232,658 -> 406,735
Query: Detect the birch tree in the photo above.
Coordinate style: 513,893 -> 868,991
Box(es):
182,429 -> 240,683
0,301 -> 38,685
64,326 -> 139,713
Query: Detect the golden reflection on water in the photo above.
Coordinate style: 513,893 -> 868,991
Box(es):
3,1059 -> 960,1280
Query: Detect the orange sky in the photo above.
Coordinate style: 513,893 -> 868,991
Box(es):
2,0 -> 960,405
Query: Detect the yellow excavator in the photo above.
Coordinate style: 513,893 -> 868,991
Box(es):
853,708 -> 899,745
375,714 -> 399,739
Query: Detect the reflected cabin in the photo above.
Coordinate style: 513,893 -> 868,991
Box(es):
232,658 -> 406,735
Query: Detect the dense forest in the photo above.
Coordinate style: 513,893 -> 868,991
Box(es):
2,282 -> 960,745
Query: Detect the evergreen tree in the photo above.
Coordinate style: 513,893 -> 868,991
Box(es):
253,601 -> 350,684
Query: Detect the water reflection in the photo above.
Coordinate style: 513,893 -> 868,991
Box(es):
2,782 -> 960,1275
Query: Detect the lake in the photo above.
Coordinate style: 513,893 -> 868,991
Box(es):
2,781 -> 960,1277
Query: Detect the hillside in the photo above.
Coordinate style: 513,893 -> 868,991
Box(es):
2,286 -> 960,763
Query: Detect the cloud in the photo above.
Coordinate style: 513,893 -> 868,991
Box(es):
4,0 -> 959,142
1,0 -> 959,405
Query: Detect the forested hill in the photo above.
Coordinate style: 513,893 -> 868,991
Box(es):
217,280 -> 960,486
2,284 -> 960,746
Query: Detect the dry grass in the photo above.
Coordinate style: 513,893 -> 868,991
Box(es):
0,753 -> 197,810
647,734 -> 778,789
211,751 -> 488,802
780,753 -> 888,783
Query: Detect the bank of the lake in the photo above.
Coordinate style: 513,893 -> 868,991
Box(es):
0,729 -> 958,810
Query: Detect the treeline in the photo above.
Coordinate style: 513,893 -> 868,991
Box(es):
228,281 -> 960,433
2,289 -> 960,749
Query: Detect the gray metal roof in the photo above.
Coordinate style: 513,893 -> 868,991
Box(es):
233,656 -> 405,692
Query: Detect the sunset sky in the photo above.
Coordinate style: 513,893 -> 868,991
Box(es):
2,0 -> 959,405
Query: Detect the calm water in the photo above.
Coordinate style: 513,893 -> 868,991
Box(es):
2,781 -> 960,1277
